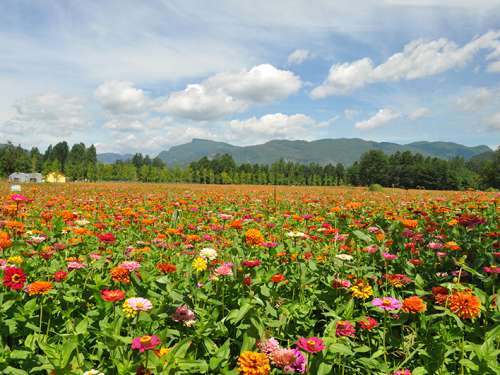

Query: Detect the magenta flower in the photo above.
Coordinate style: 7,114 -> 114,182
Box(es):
393,369 -> 411,375
336,320 -> 356,337
131,335 -> 160,352
10,194 -> 28,202
382,252 -> 398,260
372,297 -> 402,311
295,337 -> 325,353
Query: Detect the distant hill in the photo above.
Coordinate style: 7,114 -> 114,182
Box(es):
156,138 -> 492,166
97,153 -> 133,164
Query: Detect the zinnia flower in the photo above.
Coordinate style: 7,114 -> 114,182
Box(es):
199,247 -> 218,260
372,297 -> 402,311
448,291 -> 481,319
393,369 -> 411,375
83,370 -> 105,375
53,270 -> 67,282
123,297 -> 152,317
269,348 -> 297,368
26,281 -> 53,296
214,262 -> 233,276
119,261 -> 141,271
271,274 -> 287,283
237,351 -> 270,375
295,337 -> 325,353
111,266 -> 130,283
245,228 -> 265,246
351,280 -> 373,299
336,320 -> 356,337
358,316 -> 379,331
3,266 -> 26,290
97,232 -> 116,244
242,260 -> 261,268
257,337 -> 280,355
171,304 -> 196,325
156,262 -> 176,273
192,257 -> 208,272
101,289 -> 125,302
131,335 -> 160,352
402,296 -> 427,313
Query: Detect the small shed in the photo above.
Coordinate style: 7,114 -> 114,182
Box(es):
45,172 -> 66,183
9,172 -> 43,183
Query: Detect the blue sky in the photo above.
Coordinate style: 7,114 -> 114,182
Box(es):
1,0 -> 500,154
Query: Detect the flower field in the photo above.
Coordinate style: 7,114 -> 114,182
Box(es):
0,182 -> 499,375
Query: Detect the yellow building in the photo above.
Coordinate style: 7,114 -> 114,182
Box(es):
45,172 -> 66,183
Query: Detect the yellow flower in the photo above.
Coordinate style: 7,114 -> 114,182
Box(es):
238,351 -> 270,375
7,255 -> 23,265
351,280 -> 373,299
154,346 -> 171,359
448,219 -> 458,226
192,257 -> 207,272
122,300 -> 137,318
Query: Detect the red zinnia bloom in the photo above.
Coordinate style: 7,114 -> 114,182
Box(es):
156,263 -> 177,273
98,233 -> 116,244
3,266 -> 26,290
241,260 -> 261,268
53,270 -> 67,282
271,274 -> 287,283
101,289 -> 126,302
358,316 -> 379,331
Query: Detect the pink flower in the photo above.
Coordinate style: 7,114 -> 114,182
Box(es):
483,265 -> 500,274
214,262 -> 233,276
428,242 -> 443,250
332,279 -> 351,289
67,261 -> 86,270
257,337 -> 280,355
119,261 -> 141,271
10,194 -> 28,202
131,335 -> 160,352
372,297 -> 402,311
241,260 -> 261,268
393,369 -> 411,375
336,320 -> 356,337
172,304 -> 196,323
382,253 -> 398,260
363,245 -> 378,254
295,337 -> 325,353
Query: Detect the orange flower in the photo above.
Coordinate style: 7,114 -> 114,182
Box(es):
445,241 -> 461,251
402,296 -> 427,313
238,351 -> 270,375
0,231 -> 12,249
401,219 -> 418,229
111,266 -> 130,283
27,281 -> 53,296
271,274 -> 287,283
245,228 -> 264,246
449,291 -> 481,319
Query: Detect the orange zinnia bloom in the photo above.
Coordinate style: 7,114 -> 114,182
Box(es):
402,296 -> 427,313
245,228 -> 264,246
449,291 -> 481,319
111,266 -> 130,283
27,281 -> 53,296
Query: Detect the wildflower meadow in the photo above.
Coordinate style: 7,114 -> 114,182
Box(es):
0,183 -> 498,374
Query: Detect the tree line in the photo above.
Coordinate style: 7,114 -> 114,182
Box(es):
1,142 -> 498,190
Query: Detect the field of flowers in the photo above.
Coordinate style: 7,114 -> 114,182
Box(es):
0,182 -> 498,375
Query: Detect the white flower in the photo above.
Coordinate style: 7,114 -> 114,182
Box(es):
75,219 -> 90,226
83,370 -> 105,375
286,231 -> 306,238
336,254 -> 353,261
199,247 -> 218,260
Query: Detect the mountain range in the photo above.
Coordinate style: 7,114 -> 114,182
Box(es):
98,138 -> 492,166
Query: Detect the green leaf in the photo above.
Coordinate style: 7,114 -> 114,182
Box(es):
328,343 -> 353,356
352,230 -> 371,243
411,367 -> 428,375
317,363 -> 333,375
459,359 -> 479,371
226,302 -> 252,324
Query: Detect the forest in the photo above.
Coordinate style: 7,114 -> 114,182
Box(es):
0,141 -> 498,190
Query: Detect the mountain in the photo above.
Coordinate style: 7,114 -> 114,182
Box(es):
97,153 -> 133,164
156,138 -> 492,166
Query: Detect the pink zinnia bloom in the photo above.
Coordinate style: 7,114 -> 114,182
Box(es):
241,259 -> 261,268
296,337 -> 325,353
484,265 -> 500,274
171,304 -> 196,322
126,297 -> 153,311
270,348 -> 297,368
257,337 -> 280,355
214,262 -> 233,276
332,279 -> 351,289
260,241 -> 278,248
131,335 -> 160,352
363,245 -> 378,254
119,261 -> 141,271
89,253 -> 101,260
372,297 -> 402,311
10,194 -> 28,202
336,320 -> 356,337
382,253 -> 398,260
67,261 -> 86,270
428,242 -> 443,250
393,369 -> 411,375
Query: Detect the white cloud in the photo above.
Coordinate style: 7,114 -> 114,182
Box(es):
484,111 -> 500,131
159,64 -> 302,121
311,30 -> 500,98
1,93 -> 88,137
102,118 -> 146,131
408,107 -> 430,120
344,108 -> 359,120
355,108 -> 400,130
95,80 -> 150,114
288,49 -> 311,65
454,87 -> 496,111
227,113 -> 314,142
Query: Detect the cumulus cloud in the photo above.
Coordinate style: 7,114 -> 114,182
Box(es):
1,93 -> 88,137
311,30 -> 500,98
355,108 -> 400,130
408,107 -> 430,120
344,108 -> 359,120
159,64 -> 302,121
227,113 -> 314,142
288,49 -> 311,65
484,111 -> 500,131
454,87 -> 496,111
95,80 -> 150,114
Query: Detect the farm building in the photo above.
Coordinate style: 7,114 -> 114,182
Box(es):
8,172 -> 43,183
45,172 -> 66,183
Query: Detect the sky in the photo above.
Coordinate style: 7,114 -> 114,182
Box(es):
1,0 -> 500,155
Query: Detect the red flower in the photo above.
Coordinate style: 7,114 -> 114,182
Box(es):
271,273 -> 287,283
241,260 -> 261,268
156,263 -> 177,273
243,276 -> 253,286
358,316 -> 379,331
3,266 -> 26,290
98,233 -> 116,244
53,270 -> 67,282
101,289 -> 126,302
296,337 -> 325,353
